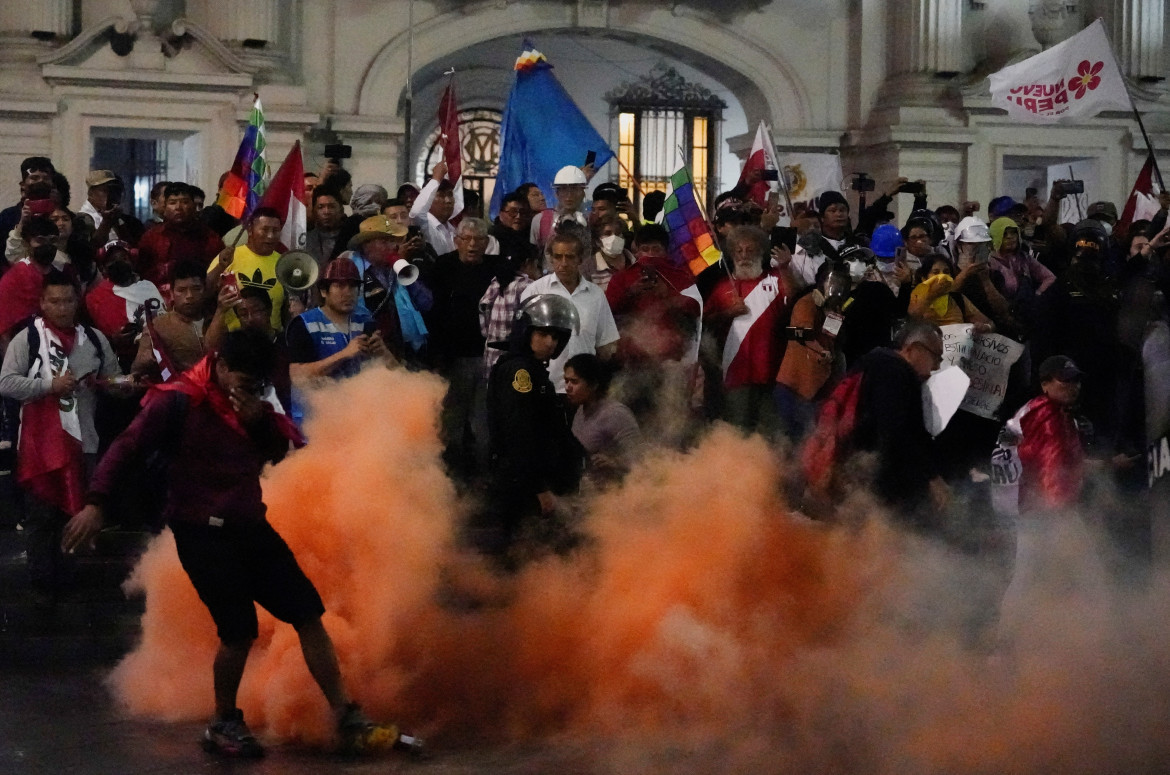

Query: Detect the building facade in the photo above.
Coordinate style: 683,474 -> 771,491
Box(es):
0,0 -> 1166,221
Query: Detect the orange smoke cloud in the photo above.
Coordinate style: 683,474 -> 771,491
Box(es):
108,366 -> 1170,771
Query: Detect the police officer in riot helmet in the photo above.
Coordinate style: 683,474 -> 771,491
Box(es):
475,294 -> 586,567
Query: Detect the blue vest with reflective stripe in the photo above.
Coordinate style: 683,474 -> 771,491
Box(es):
299,306 -> 372,379
290,306 -> 374,428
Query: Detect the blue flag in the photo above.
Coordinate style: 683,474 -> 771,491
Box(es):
490,40 -> 615,219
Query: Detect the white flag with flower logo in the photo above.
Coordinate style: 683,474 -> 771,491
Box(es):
988,18 -> 1132,123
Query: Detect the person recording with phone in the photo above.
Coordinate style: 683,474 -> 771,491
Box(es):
5,187 -> 74,272
383,197 -> 438,271
855,176 -> 929,239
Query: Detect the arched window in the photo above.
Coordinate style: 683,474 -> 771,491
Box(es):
605,64 -> 725,213
417,107 -> 503,209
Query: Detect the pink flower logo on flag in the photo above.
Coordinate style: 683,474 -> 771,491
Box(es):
1069,60 -> 1104,100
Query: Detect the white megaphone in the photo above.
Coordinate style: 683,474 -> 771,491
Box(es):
393,257 -> 418,286
275,250 -> 320,291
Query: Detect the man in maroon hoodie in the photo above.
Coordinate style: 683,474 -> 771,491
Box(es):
62,329 -> 419,759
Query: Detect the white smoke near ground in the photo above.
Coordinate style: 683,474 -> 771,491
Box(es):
108,367 -> 1170,772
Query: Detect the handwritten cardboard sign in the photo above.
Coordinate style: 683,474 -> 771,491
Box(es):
939,324 -> 1025,420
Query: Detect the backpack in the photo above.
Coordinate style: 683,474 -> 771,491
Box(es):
800,370 -> 865,496
24,318 -> 105,377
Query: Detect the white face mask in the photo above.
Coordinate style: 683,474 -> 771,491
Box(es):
600,234 -> 625,255
1099,220 -> 1113,237
846,259 -> 868,282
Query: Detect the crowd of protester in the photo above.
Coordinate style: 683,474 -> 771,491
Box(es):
3,147 -> 1169,754
2,153 -> 1168,593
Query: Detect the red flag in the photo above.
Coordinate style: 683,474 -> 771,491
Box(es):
1117,154 -> 1161,233
737,121 -> 781,208
438,80 -> 465,221
18,397 -> 85,514
258,141 -> 308,252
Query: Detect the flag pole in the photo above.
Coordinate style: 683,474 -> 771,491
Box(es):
766,124 -> 796,218
404,0 -> 415,181
1132,106 -> 1165,191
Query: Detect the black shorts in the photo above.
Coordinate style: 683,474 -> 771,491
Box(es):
171,519 -> 325,644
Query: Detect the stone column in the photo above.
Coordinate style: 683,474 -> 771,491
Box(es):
887,0 -> 965,77
0,0 -> 72,37
1108,0 -> 1165,81
874,0 -> 967,117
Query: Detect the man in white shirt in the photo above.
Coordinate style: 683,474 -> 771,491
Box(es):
408,161 -> 457,256
521,227 -> 618,394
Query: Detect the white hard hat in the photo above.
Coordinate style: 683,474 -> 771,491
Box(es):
954,216 -> 991,243
553,165 -> 587,186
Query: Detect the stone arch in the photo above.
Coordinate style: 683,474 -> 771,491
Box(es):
354,2 -> 811,132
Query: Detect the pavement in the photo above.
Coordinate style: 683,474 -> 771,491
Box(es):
0,666 -> 596,774
0,524 -> 605,774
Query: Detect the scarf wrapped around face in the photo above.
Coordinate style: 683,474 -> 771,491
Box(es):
149,354 -> 305,448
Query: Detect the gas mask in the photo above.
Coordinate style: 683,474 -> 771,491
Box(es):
797,223 -> 823,257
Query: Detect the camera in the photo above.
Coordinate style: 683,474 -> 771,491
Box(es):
1056,179 -> 1084,196
323,143 -> 352,161
850,173 -> 875,193
899,181 -> 925,196
760,169 -> 780,182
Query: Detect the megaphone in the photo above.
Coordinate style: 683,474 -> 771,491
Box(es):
275,250 -> 320,291
393,257 -> 418,287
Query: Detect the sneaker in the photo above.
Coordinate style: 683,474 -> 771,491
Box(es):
336,702 -> 424,756
202,708 -> 265,758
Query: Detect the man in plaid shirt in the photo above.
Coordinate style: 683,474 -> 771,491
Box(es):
479,251 -> 542,379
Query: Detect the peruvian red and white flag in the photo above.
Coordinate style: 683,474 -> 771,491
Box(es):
438,79 -> 465,222
1118,154 -> 1163,231
737,121 -> 781,208
257,140 -> 308,252
988,18 -> 1132,123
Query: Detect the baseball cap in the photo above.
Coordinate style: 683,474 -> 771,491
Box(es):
1086,201 -> 1118,224
988,196 -> 1026,219
1038,355 -> 1083,382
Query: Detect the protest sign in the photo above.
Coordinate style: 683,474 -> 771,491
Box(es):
939,324 -> 1025,419
923,365 -> 970,438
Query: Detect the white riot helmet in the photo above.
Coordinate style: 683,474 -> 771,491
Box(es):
954,216 -> 991,244
950,216 -> 992,264
553,166 -> 588,186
